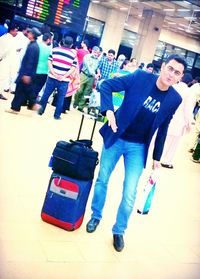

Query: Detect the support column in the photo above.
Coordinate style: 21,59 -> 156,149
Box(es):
132,10 -> 165,64
100,9 -> 126,54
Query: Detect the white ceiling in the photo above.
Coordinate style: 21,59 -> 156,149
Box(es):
90,0 -> 200,40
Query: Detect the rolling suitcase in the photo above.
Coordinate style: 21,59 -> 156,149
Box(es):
50,114 -> 99,180
41,172 -> 92,230
41,114 -> 98,230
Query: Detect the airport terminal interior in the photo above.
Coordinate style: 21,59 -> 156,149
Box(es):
0,0 -> 200,279
0,94 -> 199,279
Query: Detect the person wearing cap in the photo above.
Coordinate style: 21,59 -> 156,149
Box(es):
6,27 -> 41,113
38,36 -> 78,119
73,46 -> 100,111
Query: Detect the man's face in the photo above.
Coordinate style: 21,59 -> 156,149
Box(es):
27,31 -> 34,41
92,50 -> 99,58
107,52 -> 115,61
159,59 -> 184,87
11,28 -> 18,37
146,67 -> 154,73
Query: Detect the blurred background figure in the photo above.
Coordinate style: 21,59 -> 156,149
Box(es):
32,32 -> 52,101
138,62 -> 145,70
4,19 -> 10,29
117,54 -> 126,68
0,23 -> 19,100
4,23 -> 29,94
188,78 -> 200,154
110,59 -> 131,110
77,39 -> 90,70
129,57 -> 138,72
0,18 -> 10,36
6,27 -> 41,113
161,73 -> 194,169
145,63 -> 154,73
73,46 -> 99,112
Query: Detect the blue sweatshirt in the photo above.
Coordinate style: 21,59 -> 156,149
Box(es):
99,70 -> 182,166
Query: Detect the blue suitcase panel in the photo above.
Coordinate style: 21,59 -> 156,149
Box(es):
41,172 -> 92,231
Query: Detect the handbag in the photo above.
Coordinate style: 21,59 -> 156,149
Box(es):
51,139 -> 98,180
50,114 -> 99,181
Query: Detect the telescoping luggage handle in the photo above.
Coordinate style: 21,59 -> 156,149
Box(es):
77,113 -> 97,141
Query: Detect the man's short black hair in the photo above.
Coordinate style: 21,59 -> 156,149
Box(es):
62,36 -> 73,47
182,73 -> 193,84
146,63 -> 154,69
108,49 -> 115,55
42,32 -> 52,42
165,54 -> 187,72
8,23 -> 19,32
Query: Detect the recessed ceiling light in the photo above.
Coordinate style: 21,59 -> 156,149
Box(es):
177,9 -> 191,11
163,9 -> 175,11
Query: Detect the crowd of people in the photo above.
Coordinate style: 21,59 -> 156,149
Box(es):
0,19 -> 200,253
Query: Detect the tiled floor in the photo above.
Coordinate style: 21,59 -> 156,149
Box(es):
0,93 -> 200,279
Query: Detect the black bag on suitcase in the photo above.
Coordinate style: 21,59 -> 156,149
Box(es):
50,114 -> 99,181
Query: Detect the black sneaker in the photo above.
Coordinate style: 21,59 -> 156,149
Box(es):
86,218 -> 100,233
0,94 -> 7,100
161,163 -> 173,169
113,234 -> 124,252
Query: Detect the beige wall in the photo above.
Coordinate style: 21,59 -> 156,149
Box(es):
88,3 -> 200,55
159,30 -> 200,53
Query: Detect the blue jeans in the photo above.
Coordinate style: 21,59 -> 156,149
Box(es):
91,138 -> 145,235
39,77 -> 69,118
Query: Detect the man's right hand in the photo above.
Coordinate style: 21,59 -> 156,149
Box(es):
106,110 -> 118,133
22,75 -> 31,84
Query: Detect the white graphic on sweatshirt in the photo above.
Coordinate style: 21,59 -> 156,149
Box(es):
143,96 -> 160,113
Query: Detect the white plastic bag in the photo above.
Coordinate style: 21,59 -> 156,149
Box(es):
137,170 -> 158,215
88,89 -> 100,108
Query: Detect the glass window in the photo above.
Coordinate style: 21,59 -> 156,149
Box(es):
120,29 -> 139,48
186,51 -> 196,69
154,41 -> 165,61
85,17 -> 104,38
164,44 -> 174,59
194,55 -> 200,69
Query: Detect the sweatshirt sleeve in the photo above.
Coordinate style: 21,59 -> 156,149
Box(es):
99,71 -> 138,115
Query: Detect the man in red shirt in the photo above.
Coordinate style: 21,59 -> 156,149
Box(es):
77,40 -> 89,70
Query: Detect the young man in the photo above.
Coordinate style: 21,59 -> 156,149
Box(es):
97,49 -> 119,80
38,36 -> 77,119
32,32 -> 52,101
86,54 -> 187,252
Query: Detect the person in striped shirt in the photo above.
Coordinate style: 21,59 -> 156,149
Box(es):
38,36 -> 77,119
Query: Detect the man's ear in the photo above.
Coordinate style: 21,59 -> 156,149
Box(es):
178,73 -> 184,83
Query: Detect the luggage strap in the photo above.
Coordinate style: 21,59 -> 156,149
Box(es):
77,114 -> 97,141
